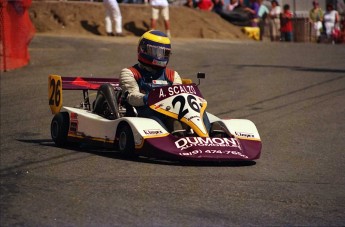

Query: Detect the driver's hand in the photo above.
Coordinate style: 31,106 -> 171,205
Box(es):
143,93 -> 149,105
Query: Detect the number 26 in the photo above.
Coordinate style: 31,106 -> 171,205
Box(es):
49,79 -> 61,107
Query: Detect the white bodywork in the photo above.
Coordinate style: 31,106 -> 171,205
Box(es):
217,119 -> 261,141
64,107 -> 261,149
207,112 -> 261,141
63,107 -> 169,147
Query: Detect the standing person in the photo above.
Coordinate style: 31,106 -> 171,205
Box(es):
150,0 -> 171,38
243,0 -> 260,27
309,0 -> 324,42
280,4 -> 293,42
103,0 -> 124,36
257,0 -> 269,41
323,3 -> 340,42
268,0 -> 281,41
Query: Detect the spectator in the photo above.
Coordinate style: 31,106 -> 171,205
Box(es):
323,3 -> 340,42
257,0 -> 269,40
280,4 -> 293,42
234,0 -> 245,10
150,0 -> 171,38
103,0 -> 124,36
221,0 -> 252,26
268,0 -> 281,41
309,0 -> 324,43
184,0 -> 196,8
243,0 -> 260,27
227,0 -> 239,11
198,0 -> 214,11
213,0 -> 225,15
337,0 -> 345,43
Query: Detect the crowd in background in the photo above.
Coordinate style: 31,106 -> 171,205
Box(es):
103,0 -> 345,43
309,0 -> 344,43
180,0 -> 344,43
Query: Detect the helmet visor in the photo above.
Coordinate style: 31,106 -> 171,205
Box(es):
145,44 -> 171,60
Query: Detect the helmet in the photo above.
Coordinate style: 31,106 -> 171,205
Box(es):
138,30 -> 171,68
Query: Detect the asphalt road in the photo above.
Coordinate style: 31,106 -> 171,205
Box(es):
1,34 -> 345,226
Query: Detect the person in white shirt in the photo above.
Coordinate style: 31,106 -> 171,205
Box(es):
257,0 -> 269,40
323,3 -> 339,39
227,0 -> 238,11
268,0 -> 281,41
150,0 -> 171,38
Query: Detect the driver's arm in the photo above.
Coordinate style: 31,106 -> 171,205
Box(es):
120,68 -> 146,107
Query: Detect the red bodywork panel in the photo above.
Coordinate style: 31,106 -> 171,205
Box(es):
61,77 -> 120,90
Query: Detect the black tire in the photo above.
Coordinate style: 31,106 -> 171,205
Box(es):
51,112 -> 70,147
116,123 -> 135,157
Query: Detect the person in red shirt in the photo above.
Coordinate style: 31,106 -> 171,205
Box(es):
280,4 -> 293,42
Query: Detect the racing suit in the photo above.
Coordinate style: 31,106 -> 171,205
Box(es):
120,63 -> 182,130
120,63 -> 182,107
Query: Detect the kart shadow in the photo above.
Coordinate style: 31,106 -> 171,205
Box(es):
74,146 -> 257,167
135,157 -> 257,167
18,139 -> 256,167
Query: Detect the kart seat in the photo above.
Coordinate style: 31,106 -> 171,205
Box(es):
117,91 -> 138,117
93,83 -> 120,120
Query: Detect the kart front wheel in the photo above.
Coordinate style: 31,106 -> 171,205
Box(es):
51,112 -> 69,147
116,123 -> 135,157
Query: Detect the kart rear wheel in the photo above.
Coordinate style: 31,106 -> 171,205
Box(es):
116,123 -> 135,157
51,112 -> 69,147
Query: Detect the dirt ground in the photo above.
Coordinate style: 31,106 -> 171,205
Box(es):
29,1 -> 249,40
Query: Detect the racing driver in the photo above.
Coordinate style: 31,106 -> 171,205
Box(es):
120,30 -> 183,131
94,30 -> 210,134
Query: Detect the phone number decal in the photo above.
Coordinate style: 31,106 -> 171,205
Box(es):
178,149 -> 248,159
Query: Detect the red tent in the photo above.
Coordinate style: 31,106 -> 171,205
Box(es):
0,0 -> 35,72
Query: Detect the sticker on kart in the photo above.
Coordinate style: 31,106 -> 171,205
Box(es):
178,149 -> 249,159
149,85 -> 208,137
174,137 -> 242,150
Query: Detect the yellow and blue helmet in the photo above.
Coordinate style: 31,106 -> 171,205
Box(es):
138,30 -> 171,68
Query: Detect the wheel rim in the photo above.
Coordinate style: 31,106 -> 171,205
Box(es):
119,131 -> 127,151
51,120 -> 59,140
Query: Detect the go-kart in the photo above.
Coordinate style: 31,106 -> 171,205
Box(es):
48,73 -> 262,161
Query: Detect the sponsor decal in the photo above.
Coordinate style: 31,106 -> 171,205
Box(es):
152,80 -> 168,85
152,59 -> 167,67
168,85 -> 196,96
154,103 -> 164,109
178,149 -> 248,159
143,129 -> 164,135
158,85 -> 197,98
69,112 -> 78,133
235,131 -> 255,138
187,115 -> 200,121
175,137 -> 241,151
